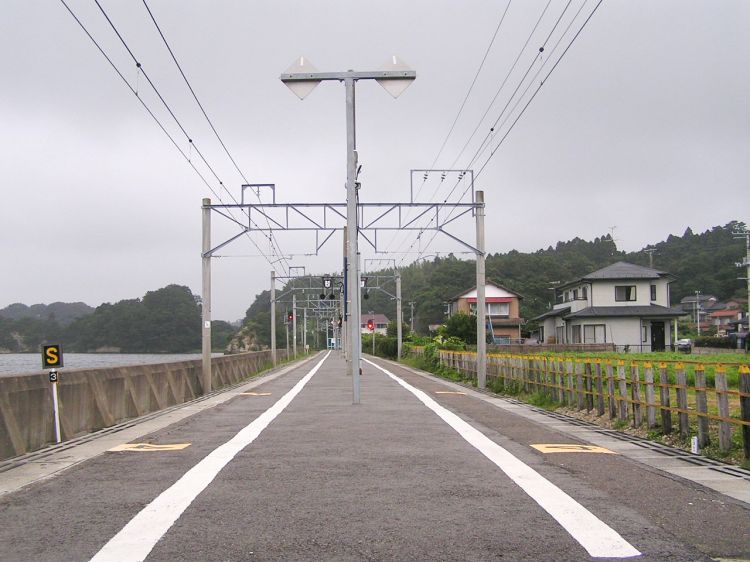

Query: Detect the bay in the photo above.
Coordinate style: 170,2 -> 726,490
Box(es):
0,353 -> 222,377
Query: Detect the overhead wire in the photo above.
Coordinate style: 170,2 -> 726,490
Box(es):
474,0 -> 604,181
412,0 -> 603,263
65,0 -> 287,274
464,0 -> 576,171
446,0 -> 555,171
394,0 -> 561,266
427,0 -> 513,172
141,0 -> 291,274
383,2 -> 514,260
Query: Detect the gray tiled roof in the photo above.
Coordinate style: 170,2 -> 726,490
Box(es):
532,307 -> 570,321
565,305 -> 685,319
581,261 -> 669,281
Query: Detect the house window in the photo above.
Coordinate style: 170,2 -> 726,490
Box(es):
584,324 -> 606,343
488,302 -> 510,317
582,286 -> 588,300
572,325 -> 582,344
650,285 -> 657,301
572,289 -> 578,300
556,326 -> 565,343
642,325 -> 648,342
471,302 -> 510,316
615,285 -> 636,302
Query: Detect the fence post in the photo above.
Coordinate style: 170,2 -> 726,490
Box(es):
584,361 -> 594,412
715,367 -> 732,452
566,360 -> 575,407
617,360 -> 628,421
694,366 -> 710,448
631,363 -> 642,428
594,360 -> 605,416
576,361 -> 585,410
739,366 -> 750,461
644,363 -> 657,428
606,361 -> 616,419
676,367 -> 689,439
549,358 -> 558,402
660,364 -> 673,434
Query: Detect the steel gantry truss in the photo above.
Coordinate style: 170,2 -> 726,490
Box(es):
200,187 -> 488,396
207,199 -> 483,256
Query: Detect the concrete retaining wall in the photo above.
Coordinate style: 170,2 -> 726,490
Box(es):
0,350 -> 288,461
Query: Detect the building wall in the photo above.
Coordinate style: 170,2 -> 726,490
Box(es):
456,297 -> 521,318
542,316 -> 673,350
591,278 -> 670,307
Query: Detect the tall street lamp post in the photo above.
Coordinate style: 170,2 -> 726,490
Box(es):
281,57 -> 415,404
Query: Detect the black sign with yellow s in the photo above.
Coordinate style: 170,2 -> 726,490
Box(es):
42,344 -> 64,369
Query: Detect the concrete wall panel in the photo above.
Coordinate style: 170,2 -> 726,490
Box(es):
0,350 -> 285,461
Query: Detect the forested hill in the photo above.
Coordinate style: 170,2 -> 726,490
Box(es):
0,301 -> 93,326
243,221 -> 748,341
0,285 -> 236,353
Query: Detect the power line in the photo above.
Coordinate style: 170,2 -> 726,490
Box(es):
428,0 -> 513,171
474,0 -> 605,181
463,0 -> 575,173
468,0 -> 584,170
389,1 -> 559,265
93,0 -> 286,272
141,0 -> 291,274
412,0 -> 603,263
447,0 -> 555,171
385,4 -> 513,259
393,2 -> 561,265
59,0 -> 285,273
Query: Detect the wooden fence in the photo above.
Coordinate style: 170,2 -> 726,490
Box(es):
433,350 -> 750,460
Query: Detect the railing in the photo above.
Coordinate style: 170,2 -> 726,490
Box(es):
0,350 -> 289,461
433,350 -> 750,460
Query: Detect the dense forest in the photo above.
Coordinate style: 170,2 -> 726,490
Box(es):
243,221 -> 748,343
2,222 -> 746,353
0,285 -> 235,353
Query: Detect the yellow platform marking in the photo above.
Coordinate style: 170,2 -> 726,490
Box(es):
240,392 -> 272,396
531,444 -> 616,454
109,443 -> 191,452
435,391 -> 466,395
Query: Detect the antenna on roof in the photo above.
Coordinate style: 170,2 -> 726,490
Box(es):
643,247 -> 657,268
608,226 -> 621,256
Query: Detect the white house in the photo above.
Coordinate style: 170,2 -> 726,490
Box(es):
534,262 -> 684,351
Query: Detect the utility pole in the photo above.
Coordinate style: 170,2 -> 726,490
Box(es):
409,301 -> 415,333
396,272 -> 402,359
476,190 -> 486,389
644,247 -> 656,269
293,292 -> 297,357
270,270 -> 276,366
695,290 -> 701,336
734,226 -> 750,339
303,306 -> 308,353
201,198 -> 212,394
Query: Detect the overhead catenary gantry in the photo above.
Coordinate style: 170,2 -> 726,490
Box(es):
200,58 -> 490,400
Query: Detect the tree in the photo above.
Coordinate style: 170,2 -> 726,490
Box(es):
442,313 -> 477,344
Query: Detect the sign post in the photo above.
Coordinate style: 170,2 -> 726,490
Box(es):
42,344 -> 63,444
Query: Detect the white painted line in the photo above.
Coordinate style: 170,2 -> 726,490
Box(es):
90,351 -> 330,562
365,359 -> 641,559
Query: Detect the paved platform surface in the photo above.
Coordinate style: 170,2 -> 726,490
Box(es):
0,351 -> 748,561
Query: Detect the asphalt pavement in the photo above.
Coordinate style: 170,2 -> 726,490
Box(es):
0,351 -> 748,561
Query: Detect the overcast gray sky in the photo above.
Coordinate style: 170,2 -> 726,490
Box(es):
1,1 -> 748,321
